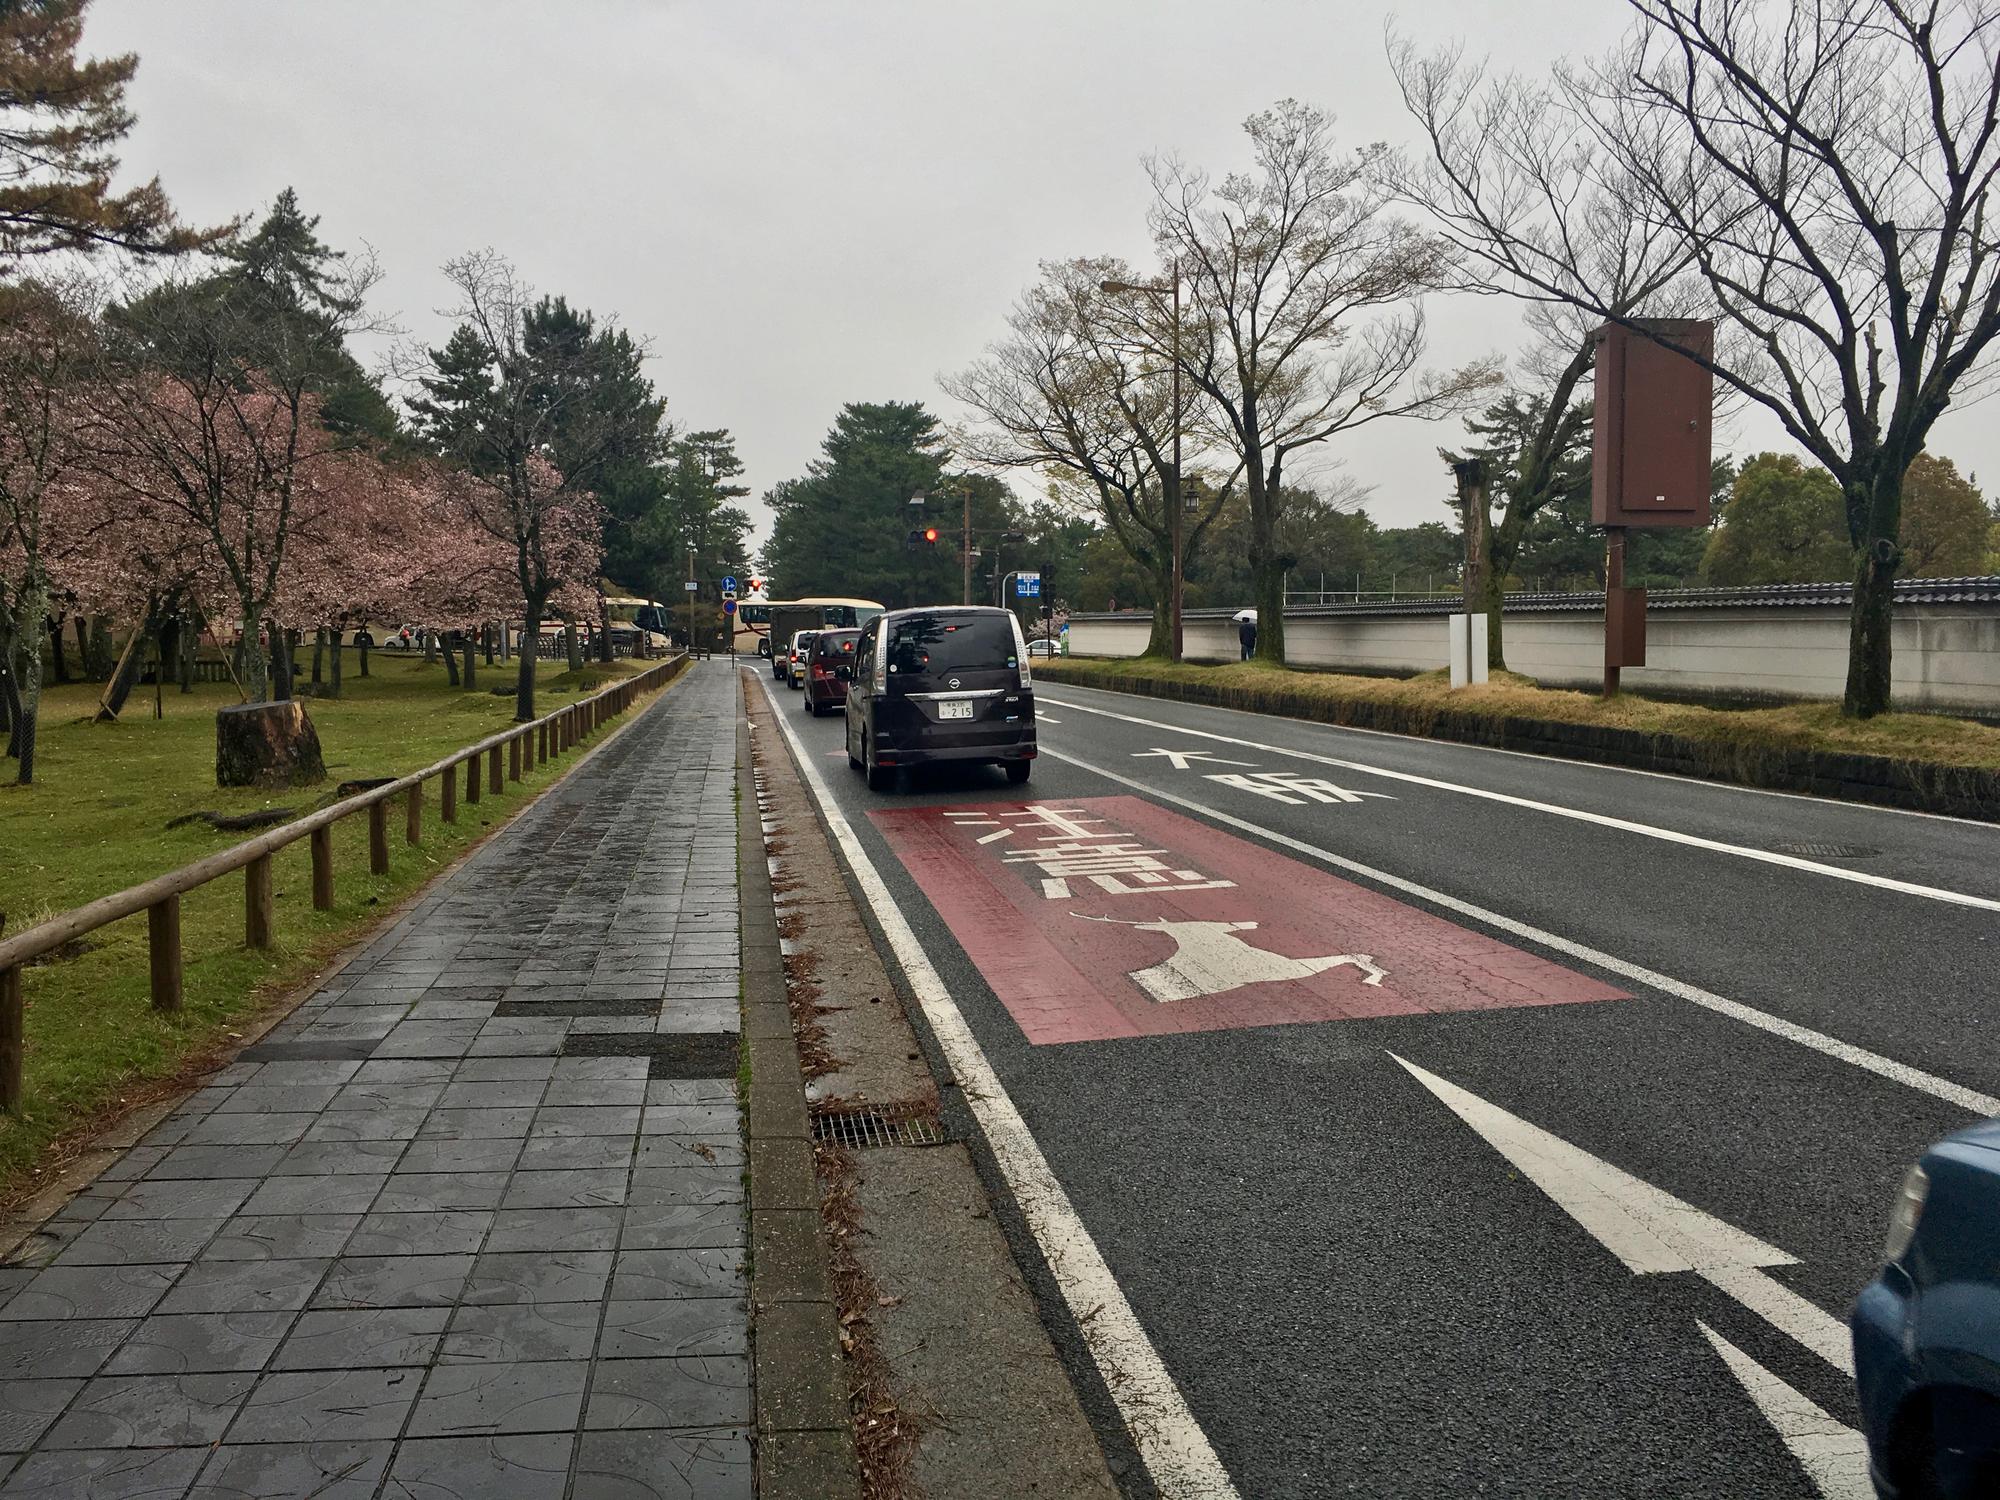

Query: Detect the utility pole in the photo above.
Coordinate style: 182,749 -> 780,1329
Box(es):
961,487 -> 973,606
686,546 -> 697,657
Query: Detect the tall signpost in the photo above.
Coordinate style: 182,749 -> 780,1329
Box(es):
1591,320 -> 1715,697
1448,458 -> 1490,688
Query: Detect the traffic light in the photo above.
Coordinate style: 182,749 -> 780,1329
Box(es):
923,527 -> 940,546
904,527 -> 943,551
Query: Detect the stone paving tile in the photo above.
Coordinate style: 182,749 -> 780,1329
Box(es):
312,1255 -> 475,1310
346,1211 -> 493,1258
636,1135 -> 745,1170
242,1174 -> 387,1217
158,1259 -> 331,1316
101,1177 -> 257,1221
231,1367 -> 421,1442
381,1432 -> 573,1499
102,1312 -> 295,1375
571,1429 -> 752,1500
483,1208 -> 624,1255
440,1302 -> 602,1364
202,1213 -> 362,1262
50,1215 -> 226,1266
583,1355 -> 751,1430
0,1319 -> 137,1380
621,1203 -> 746,1252
187,1438 -> 391,1499
406,1360 -> 589,1438
271,1140 -> 408,1177
0,1264 -> 178,1321
606,1248 -> 745,1302
627,1167 -> 744,1207
462,1251 -> 613,1306
0,1381 -> 81,1452
40,1372 -> 255,1449
0,1445 -> 210,1497
596,1298 -> 748,1360
270,1308 -> 451,1371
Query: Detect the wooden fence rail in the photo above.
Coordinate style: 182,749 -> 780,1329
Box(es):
0,653 -> 691,1112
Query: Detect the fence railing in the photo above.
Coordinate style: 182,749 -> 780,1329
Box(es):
0,652 -> 692,1113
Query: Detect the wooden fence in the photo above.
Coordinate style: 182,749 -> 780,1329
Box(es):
0,653 -> 691,1113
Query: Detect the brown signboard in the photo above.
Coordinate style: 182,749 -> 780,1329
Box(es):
1592,320 -> 1715,528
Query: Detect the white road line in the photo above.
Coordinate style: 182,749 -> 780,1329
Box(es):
1040,695 -> 2000,914
1046,680 -> 1996,827
1045,744 -> 2000,1117
1391,1055 -> 1855,1377
1698,1325 -> 1872,1500
755,675 -> 1240,1500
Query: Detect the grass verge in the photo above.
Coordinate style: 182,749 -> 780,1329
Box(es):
1037,656 -> 2000,798
0,652 -> 664,1205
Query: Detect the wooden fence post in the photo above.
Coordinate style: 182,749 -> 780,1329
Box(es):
442,761 -> 458,824
509,734 -> 522,782
1,965 -> 23,1113
310,827 -> 335,911
487,743 -> 502,794
148,895 -> 182,1013
467,751 -> 482,804
368,801 -> 390,875
406,782 -> 422,845
245,854 -> 274,949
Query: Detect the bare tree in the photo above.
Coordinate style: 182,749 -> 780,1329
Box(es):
1146,99 -> 1499,664
945,257 -> 1237,659
1390,3 -> 2000,717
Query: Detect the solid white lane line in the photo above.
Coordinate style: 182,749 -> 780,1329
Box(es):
756,676 -> 1240,1500
1391,1055 -> 1855,1377
1039,695 -> 2000,914
1045,744 -> 2000,1117
1698,1325 -> 1872,1500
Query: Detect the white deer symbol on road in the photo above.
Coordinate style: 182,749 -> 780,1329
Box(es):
1074,914 -> 1387,1004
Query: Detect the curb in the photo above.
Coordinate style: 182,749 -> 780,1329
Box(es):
1040,663 -> 2000,820
738,693 -> 860,1499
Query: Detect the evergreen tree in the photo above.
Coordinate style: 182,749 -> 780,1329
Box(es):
0,0 -> 225,263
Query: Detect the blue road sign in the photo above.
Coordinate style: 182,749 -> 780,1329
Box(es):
723,599 -> 737,615
721,575 -> 738,593
1016,572 -> 1042,598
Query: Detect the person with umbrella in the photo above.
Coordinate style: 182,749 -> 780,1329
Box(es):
1235,609 -> 1257,661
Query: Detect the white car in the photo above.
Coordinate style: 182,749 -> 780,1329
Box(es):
1026,638 -> 1059,658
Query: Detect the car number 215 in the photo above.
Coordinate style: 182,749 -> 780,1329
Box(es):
940,701 -> 974,720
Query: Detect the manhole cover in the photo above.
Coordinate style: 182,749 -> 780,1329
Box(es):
811,1103 -> 947,1150
1770,841 -> 1880,859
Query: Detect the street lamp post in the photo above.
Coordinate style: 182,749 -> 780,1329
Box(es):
1100,269 -> 1184,661
686,546 -> 697,657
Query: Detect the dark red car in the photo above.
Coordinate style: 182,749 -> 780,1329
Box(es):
803,629 -> 861,716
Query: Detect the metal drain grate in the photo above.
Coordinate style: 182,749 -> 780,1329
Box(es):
1771,841 -> 1880,859
811,1104 -> 947,1150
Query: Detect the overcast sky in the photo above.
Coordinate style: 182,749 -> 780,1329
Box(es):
89,0 -> 1997,557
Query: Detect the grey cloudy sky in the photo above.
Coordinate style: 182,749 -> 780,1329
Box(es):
90,0 -> 1996,554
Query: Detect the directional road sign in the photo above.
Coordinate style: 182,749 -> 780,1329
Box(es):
722,575 -> 738,592
1016,571 -> 1042,598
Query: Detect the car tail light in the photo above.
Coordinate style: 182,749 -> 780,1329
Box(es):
1882,1163 -> 1928,1262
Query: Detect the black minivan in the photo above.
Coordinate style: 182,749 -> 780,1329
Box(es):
845,607 -> 1036,791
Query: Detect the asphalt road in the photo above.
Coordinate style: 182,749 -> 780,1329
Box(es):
752,665 -> 1997,1499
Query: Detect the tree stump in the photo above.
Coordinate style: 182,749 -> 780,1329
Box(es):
217,701 -> 327,788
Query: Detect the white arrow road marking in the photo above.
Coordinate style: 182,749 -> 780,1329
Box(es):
1133,747 -> 1254,769
1698,1325 -> 1872,1500
758,674 -> 1239,1499
1041,695 -> 2000,914
1388,1055 -> 1854,1375
1041,742 -> 2000,1117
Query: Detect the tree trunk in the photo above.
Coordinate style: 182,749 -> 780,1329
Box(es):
6,572 -> 46,782
462,633 -> 476,691
565,622 -> 582,672
311,627 -> 325,691
329,632 -> 344,698
1,655 -> 20,765
73,616 -> 89,678
358,636 -> 370,678
177,608 -> 195,692
1843,471 -> 1901,718
237,612 -> 270,702
45,614 -> 68,683
484,622 -> 495,666
216,699 -> 326,787
515,600 -> 543,722
422,628 -> 438,664
597,601 -> 614,664
441,631 -> 461,688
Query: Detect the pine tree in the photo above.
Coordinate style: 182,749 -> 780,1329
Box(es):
0,0 -> 224,263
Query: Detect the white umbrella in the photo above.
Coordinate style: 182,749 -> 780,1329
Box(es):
1231,608 -> 1258,624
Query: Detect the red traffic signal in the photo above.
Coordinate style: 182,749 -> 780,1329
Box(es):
923,527 -> 940,545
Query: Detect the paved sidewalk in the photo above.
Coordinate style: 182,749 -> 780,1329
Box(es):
0,663 -> 749,1499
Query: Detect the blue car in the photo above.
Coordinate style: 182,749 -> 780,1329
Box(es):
1851,1119 -> 2000,1497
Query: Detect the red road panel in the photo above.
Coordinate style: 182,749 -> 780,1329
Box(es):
870,795 -> 1625,1044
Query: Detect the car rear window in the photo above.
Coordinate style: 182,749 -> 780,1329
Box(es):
812,631 -> 859,659
887,614 -> 1017,677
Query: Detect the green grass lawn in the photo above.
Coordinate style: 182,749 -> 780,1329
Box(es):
0,651 -> 664,1206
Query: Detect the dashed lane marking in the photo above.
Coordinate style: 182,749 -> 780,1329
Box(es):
1044,743 -> 2000,1117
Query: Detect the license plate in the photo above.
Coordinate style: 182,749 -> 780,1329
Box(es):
939,700 -> 974,721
